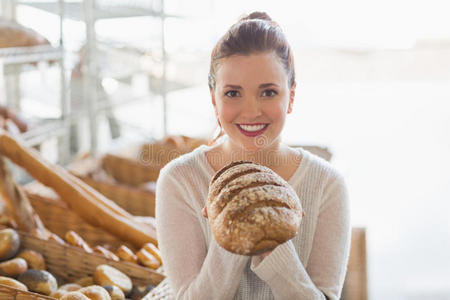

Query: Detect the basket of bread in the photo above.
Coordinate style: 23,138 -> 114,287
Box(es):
0,130 -> 165,299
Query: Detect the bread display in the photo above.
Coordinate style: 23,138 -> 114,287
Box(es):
0,131 -> 157,248
207,161 -> 303,255
0,19 -> 50,48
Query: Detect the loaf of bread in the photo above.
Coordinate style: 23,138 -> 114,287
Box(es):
0,19 -> 50,48
207,161 -> 303,255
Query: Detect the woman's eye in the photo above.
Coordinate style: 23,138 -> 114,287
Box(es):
261,89 -> 278,97
225,90 -> 240,98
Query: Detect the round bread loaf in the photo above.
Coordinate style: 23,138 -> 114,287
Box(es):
207,161 -> 303,255
0,228 -> 20,261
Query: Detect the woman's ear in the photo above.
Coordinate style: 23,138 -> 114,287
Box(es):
287,82 -> 296,114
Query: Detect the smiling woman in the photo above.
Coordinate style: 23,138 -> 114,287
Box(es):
156,11 -> 351,300
210,52 -> 294,153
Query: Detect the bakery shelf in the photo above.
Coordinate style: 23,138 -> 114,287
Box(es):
16,0 -> 181,20
0,44 -> 62,66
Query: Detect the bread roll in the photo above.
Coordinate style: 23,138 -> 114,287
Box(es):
79,285 -> 111,300
115,245 -> 137,264
17,269 -> 58,295
0,276 -> 28,291
207,161 -> 303,255
0,228 -> 20,261
60,291 -> 90,300
93,264 -> 132,295
103,285 -> 125,300
65,231 -> 93,253
141,243 -> 162,265
136,249 -> 160,269
0,257 -> 27,276
50,283 -> 82,298
75,276 -> 94,287
17,249 -> 46,270
93,246 -> 119,261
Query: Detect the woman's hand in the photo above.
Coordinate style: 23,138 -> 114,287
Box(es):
258,250 -> 272,260
202,206 -> 208,218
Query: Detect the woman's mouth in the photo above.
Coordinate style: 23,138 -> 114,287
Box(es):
236,124 -> 269,137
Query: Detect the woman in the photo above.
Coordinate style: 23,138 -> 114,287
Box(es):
156,12 -> 350,300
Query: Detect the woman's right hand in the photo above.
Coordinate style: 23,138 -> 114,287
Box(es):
201,206 -> 208,218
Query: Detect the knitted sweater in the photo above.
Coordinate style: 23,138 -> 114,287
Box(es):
155,144 -> 351,300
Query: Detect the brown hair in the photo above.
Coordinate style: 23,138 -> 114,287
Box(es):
208,11 -> 296,91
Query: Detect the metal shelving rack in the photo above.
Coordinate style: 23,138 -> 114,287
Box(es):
19,0 -> 191,154
77,0 -> 183,153
2,0 -> 202,158
0,0 -> 71,164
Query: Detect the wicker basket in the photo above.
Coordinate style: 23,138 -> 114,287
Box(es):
0,228 -> 165,299
23,181 -> 129,249
0,283 -> 54,300
68,156 -> 157,216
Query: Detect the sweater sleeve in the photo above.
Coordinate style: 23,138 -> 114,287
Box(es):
156,164 -> 249,300
250,174 -> 351,300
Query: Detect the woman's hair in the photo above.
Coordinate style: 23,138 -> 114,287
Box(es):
208,11 -> 295,91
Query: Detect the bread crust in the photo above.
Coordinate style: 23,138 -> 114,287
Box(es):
208,161 -> 303,255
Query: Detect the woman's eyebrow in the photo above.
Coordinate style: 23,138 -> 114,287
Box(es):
259,83 -> 279,88
224,84 -> 242,89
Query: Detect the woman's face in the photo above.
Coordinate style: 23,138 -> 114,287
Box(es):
212,52 -> 295,152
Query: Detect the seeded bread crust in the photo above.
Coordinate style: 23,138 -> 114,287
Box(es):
207,161 -> 303,255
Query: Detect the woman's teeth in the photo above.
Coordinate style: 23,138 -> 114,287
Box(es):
238,124 -> 267,132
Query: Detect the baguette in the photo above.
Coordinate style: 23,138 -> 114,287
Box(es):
0,131 -> 157,247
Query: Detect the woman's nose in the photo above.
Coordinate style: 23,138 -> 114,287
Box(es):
241,97 -> 262,118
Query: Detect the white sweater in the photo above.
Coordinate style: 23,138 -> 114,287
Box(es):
155,144 -> 351,300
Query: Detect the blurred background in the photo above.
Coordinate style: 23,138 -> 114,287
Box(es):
1,0 -> 449,299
